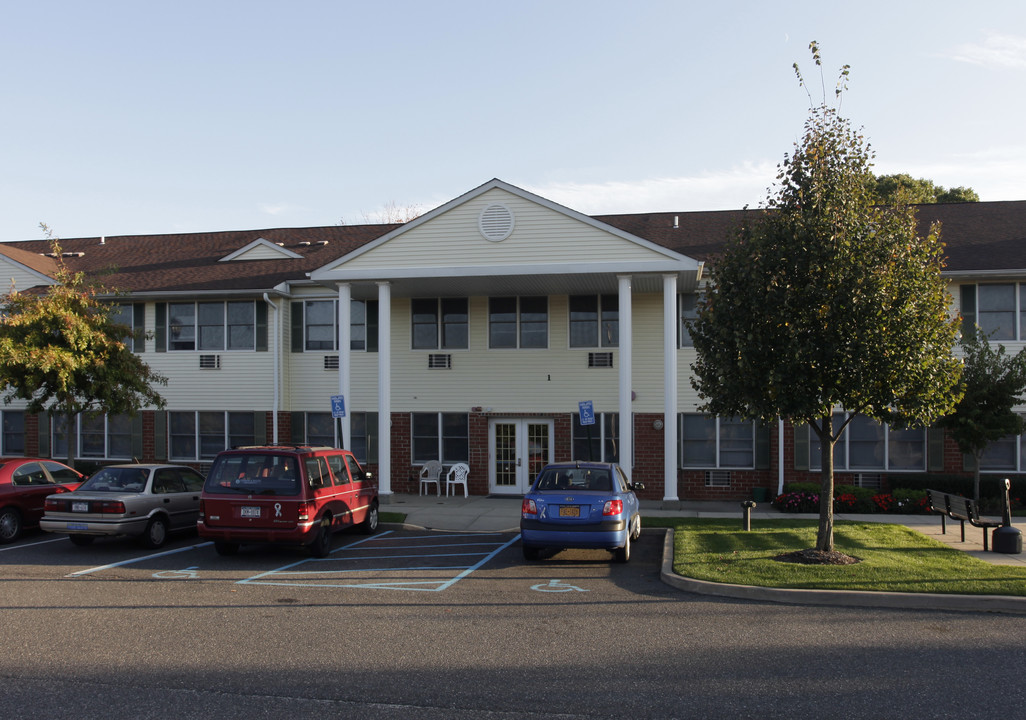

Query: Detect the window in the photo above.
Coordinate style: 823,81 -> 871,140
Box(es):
679,294 -> 698,347
979,417 -> 1026,471
412,298 -> 468,349
681,414 -> 754,468
293,299 -> 378,352
291,411 -> 377,464
110,303 -> 142,352
572,412 -> 619,462
80,414 -> 132,459
489,297 -> 547,348
807,414 -> 926,471
569,295 -> 618,348
1,411 -> 24,455
412,412 -> 469,463
961,284 -> 1025,341
167,301 -> 256,351
169,411 -> 256,461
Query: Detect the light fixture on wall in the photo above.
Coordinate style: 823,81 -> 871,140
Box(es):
653,419 -> 664,430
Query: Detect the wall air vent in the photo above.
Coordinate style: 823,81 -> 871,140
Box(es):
478,204 -> 515,242
705,470 -> 731,488
199,355 -> 221,369
588,352 -> 614,368
428,354 -> 452,369
854,473 -> 882,489
324,355 -> 340,370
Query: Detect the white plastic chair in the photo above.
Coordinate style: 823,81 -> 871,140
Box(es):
419,460 -> 443,496
446,463 -> 470,497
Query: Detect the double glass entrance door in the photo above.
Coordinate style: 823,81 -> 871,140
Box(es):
488,419 -> 552,494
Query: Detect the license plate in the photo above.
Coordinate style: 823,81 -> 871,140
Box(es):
72,501 -> 89,513
67,523 -> 88,531
559,506 -> 580,517
241,506 -> 261,518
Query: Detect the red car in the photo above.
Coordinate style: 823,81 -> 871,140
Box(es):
199,445 -> 378,557
0,458 -> 85,543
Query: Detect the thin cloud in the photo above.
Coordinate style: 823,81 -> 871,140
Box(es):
950,33 -> 1026,69
525,163 -> 779,215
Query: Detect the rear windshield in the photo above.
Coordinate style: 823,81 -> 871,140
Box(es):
205,454 -> 300,496
534,467 -> 612,492
80,467 -> 150,493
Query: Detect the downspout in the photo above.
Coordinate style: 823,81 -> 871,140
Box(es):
263,293 -> 279,445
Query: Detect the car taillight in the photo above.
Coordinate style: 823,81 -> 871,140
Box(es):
297,502 -> 313,521
198,499 -> 205,520
99,501 -> 126,514
44,497 -> 63,511
522,498 -> 537,515
602,499 -> 623,516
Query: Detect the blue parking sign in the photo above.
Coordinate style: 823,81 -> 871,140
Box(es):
578,400 -> 595,426
331,394 -> 346,419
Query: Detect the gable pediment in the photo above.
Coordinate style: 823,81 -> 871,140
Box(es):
220,237 -> 305,262
310,179 -> 699,284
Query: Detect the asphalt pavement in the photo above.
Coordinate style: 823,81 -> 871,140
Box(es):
380,491 -> 1026,613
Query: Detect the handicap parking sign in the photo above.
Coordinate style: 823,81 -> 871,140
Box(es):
578,400 -> 595,426
331,395 -> 346,418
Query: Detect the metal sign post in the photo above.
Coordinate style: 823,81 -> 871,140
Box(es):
331,394 -> 346,450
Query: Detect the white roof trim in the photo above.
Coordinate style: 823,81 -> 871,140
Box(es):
220,237 -> 304,262
309,178 -> 700,280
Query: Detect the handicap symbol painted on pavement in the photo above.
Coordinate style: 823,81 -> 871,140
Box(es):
152,566 -> 200,580
531,578 -> 589,593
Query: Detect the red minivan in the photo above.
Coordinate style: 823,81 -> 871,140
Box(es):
198,445 -> 378,557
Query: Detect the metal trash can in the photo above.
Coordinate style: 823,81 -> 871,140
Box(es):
752,487 -> 769,503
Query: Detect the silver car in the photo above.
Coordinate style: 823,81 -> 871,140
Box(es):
40,464 -> 205,548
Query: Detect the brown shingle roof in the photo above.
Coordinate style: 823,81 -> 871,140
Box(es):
0,200 -> 1022,294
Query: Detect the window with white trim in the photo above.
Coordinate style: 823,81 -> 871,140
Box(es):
169,411 -> 255,461
807,413 -> 926,471
569,295 -> 618,348
412,413 -> 469,463
168,301 -> 256,351
681,414 -> 755,468
489,297 -> 547,349
293,299 -> 377,352
80,413 -> 133,459
1,411 -> 25,456
679,294 -> 698,347
960,283 -> 1026,341
572,412 -> 619,462
412,298 -> 468,350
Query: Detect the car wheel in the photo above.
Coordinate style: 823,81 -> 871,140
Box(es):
523,545 -> 541,561
615,531 -> 631,563
360,502 -> 379,534
69,534 -> 95,547
631,514 -> 642,540
309,516 -> 332,558
0,507 -> 23,543
142,516 -> 169,549
214,540 -> 239,556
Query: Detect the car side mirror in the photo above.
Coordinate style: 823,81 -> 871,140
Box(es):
631,482 -> 645,491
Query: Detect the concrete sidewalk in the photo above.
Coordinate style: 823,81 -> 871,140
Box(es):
381,491 -> 1026,567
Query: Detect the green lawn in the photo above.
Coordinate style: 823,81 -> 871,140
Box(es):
643,517 -> 1026,596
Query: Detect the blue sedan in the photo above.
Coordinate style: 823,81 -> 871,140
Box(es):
520,462 -> 643,562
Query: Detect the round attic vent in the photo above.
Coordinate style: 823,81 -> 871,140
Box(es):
479,203 -> 515,242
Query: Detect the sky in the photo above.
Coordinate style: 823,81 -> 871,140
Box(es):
2,0 -> 1025,242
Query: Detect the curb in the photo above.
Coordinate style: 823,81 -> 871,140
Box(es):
657,529 -> 1026,615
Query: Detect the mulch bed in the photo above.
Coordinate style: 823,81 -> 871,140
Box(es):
773,548 -> 862,565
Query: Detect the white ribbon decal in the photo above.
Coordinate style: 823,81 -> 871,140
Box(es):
274,502 -> 282,518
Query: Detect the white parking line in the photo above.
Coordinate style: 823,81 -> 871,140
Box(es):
66,541 -> 213,577
238,531 -> 521,591
0,536 -> 66,553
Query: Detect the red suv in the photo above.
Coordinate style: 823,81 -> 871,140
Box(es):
198,445 -> 378,557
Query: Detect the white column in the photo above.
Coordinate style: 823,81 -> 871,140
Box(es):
663,273 -> 679,501
617,275 -> 633,480
377,282 -> 392,496
337,283 -> 352,450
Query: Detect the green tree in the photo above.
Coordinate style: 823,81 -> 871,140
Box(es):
936,326 -> 1026,501
0,232 -> 167,467
871,173 -> 980,204
689,43 -> 963,554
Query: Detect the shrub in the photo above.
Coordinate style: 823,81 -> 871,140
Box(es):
782,482 -> 820,494
891,488 -> 930,514
871,493 -> 897,512
773,491 -> 819,513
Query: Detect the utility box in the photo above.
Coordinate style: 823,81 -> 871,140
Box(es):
992,526 -> 1022,554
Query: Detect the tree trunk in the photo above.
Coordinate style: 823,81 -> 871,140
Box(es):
64,411 -> 76,470
816,416 -> 835,552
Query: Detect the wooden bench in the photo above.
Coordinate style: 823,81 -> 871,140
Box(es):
927,489 -> 1004,552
